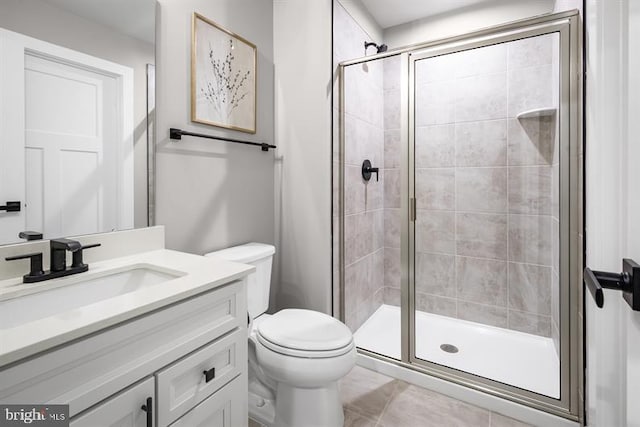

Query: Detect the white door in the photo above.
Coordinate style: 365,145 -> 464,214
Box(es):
0,29 -> 134,244
69,377 -> 154,427
24,54 -> 118,239
585,0 -> 640,425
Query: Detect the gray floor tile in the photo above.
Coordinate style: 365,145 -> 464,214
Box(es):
344,409 -> 379,427
334,366 -> 536,427
339,366 -> 398,420
490,413 -> 534,427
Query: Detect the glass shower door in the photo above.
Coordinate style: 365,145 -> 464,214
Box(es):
410,34 -> 562,399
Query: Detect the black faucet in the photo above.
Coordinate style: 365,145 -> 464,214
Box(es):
5,238 -> 101,283
50,238 -> 82,272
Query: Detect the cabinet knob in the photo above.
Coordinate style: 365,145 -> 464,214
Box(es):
203,367 -> 216,383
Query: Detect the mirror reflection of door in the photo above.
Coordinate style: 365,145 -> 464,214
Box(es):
0,30 -> 134,244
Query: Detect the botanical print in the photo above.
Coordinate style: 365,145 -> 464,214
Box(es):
192,13 -> 256,133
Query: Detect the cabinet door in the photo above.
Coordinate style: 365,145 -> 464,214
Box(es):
170,375 -> 247,427
70,378 -> 154,427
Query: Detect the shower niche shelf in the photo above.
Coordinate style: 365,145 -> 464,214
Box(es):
516,107 -> 557,120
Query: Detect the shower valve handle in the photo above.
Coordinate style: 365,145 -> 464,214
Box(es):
362,159 -> 379,182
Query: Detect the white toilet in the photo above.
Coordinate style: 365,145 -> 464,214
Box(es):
206,243 -> 356,427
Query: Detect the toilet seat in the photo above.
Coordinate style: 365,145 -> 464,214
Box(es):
256,333 -> 354,358
256,309 -> 354,358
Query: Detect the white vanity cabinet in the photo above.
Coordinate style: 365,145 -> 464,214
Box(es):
0,278 -> 248,427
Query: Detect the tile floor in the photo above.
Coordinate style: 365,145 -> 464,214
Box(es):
340,366 -> 533,427
249,366 -> 534,426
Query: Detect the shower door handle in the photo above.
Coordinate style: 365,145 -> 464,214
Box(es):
585,258 -> 640,311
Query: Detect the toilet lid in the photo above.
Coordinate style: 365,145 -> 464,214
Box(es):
257,309 -> 353,352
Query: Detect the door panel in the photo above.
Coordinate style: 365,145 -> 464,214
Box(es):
24,53 -> 118,239
411,33 -> 562,399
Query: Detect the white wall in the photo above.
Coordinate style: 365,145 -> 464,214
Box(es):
155,0 -> 275,258
273,0 -> 333,313
383,0 -> 555,49
0,0 -> 154,229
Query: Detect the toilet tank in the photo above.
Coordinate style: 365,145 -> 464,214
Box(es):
205,243 -> 275,319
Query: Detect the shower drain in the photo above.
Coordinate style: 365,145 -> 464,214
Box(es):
440,344 -> 459,353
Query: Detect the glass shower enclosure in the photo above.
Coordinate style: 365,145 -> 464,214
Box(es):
336,10 -> 582,420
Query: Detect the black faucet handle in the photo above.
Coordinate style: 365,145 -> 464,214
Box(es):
362,159 -> 380,182
5,252 -> 45,279
71,243 -> 101,269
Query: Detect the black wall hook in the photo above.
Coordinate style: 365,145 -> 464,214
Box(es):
585,258 -> 640,311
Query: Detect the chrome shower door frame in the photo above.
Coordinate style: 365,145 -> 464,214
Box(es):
337,10 -> 582,420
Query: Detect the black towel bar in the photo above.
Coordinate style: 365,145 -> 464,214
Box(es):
169,128 -> 276,152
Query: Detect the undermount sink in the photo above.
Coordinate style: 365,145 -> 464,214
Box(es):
0,265 -> 184,330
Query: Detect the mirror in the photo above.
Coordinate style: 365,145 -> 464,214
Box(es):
0,0 -> 156,245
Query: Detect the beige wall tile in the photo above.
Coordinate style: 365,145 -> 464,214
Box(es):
507,34 -> 554,69
507,64 -> 553,117
455,72 -> 508,122
416,292 -> 457,317
456,167 -> 508,213
456,257 -> 508,306
415,80 -> 456,126
508,214 -> 552,265
456,212 -> 508,260
508,310 -> 552,337
384,129 -> 400,168
415,53 -> 458,84
384,286 -> 401,306
508,166 -> 552,215
384,247 -> 401,288
416,168 -> 455,210
384,168 -> 401,208
415,124 -> 455,168
455,120 -> 507,167
416,210 -> 455,255
416,252 -> 456,297
457,301 -> 508,328
454,43 -> 507,78
508,262 -> 552,315
384,208 -> 401,249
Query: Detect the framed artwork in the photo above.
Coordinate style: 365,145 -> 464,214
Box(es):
191,12 -> 257,133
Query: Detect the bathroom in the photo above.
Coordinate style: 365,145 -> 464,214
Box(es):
0,0 -> 638,426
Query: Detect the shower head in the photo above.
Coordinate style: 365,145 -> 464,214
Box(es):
364,41 -> 388,54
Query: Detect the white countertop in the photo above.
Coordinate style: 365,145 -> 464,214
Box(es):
0,249 -> 254,367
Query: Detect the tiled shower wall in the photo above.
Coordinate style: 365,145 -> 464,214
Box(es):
334,3 -> 386,331
383,35 -> 560,339
335,7 -> 561,341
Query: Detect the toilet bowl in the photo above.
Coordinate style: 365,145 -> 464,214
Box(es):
206,243 -> 356,427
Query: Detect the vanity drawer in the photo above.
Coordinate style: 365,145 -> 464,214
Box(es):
169,374 -> 247,427
156,329 -> 246,427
